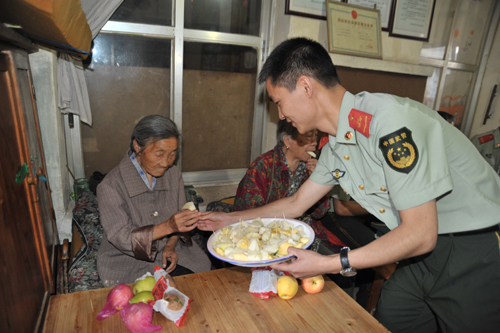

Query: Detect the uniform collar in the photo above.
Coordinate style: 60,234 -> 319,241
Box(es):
333,90 -> 357,145
120,150 -> 170,197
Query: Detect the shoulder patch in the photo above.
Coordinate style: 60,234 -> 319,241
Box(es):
349,109 -> 372,137
318,133 -> 329,149
379,127 -> 419,174
478,134 -> 494,144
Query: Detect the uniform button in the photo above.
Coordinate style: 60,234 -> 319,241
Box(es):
153,211 -> 159,217
359,185 -> 364,190
345,131 -> 353,140
344,155 -> 350,160
379,208 -> 385,213
380,187 -> 387,192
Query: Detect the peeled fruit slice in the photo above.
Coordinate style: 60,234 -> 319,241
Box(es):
277,275 -> 299,299
133,276 -> 156,295
129,291 -> 155,304
278,242 -> 294,256
182,201 -> 196,211
233,253 -> 249,261
299,237 -> 309,244
307,151 -> 316,158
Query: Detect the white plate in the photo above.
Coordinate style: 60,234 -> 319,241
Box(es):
207,218 -> 315,268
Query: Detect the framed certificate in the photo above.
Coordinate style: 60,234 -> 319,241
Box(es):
326,0 -> 382,59
285,0 -> 344,20
389,0 -> 436,41
346,0 -> 393,31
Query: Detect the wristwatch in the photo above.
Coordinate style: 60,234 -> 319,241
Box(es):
340,247 -> 357,277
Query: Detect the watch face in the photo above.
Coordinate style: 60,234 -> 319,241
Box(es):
340,270 -> 357,277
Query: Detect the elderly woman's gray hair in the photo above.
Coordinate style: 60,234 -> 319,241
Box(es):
130,115 -> 180,153
276,119 -> 300,146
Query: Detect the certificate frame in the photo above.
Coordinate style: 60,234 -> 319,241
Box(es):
345,0 -> 393,31
326,0 -> 383,59
285,0 -> 344,20
389,0 -> 436,42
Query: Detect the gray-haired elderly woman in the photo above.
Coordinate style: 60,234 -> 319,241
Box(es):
97,115 -> 211,286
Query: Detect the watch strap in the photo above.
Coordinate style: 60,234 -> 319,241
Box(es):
340,247 -> 351,271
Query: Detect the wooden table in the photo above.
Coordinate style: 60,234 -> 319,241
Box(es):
43,267 -> 388,332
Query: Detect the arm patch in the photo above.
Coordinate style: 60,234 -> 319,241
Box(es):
379,127 -> 419,174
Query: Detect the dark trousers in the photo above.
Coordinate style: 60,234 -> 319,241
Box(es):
376,228 -> 500,333
169,263 -> 194,277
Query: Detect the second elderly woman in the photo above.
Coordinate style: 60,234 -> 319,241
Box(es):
97,115 -> 211,286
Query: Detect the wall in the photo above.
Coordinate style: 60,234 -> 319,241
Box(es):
264,0 -> 500,151
470,19 -> 500,137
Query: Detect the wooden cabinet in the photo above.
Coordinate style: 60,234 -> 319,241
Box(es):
0,26 -> 57,332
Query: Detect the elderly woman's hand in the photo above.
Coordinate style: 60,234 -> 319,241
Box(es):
162,242 -> 179,273
165,210 -> 199,233
305,157 -> 317,173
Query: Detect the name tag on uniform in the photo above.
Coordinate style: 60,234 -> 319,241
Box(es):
332,169 -> 345,179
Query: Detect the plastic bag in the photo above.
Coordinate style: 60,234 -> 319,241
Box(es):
249,266 -> 289,300
152,265 -> 192,327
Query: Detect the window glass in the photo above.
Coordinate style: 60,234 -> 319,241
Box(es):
437,69 -> 473,128
182,42 -> 258,172
82,34 -> 171,177
448,0 -> 495,64
184,0 -> 261,36
110,0 -> 173,26
420,0 -> 454,60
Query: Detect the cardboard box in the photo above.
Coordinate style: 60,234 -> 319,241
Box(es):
0,0 -> 92,58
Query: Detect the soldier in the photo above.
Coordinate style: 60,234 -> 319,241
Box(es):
470,126 -> 500,175
199,38 -> 500,332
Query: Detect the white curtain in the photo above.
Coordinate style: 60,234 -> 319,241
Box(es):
57,0 -> 123,126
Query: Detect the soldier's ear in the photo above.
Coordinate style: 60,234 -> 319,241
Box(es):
297,75 -> 313,97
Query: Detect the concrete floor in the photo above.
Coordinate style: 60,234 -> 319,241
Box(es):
193,183 -> 239,212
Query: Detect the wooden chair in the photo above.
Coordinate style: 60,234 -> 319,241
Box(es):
365,263 -> 397,315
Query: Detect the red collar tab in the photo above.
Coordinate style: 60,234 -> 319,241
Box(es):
479,134 -> 494,144
318,133 -> 329,149
348,108 -> 372,137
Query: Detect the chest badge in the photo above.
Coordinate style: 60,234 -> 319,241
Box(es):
379,127 -> 419,174
332,169 -> 346,179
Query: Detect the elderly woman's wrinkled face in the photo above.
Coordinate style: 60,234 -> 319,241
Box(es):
286,129 -> 317,161
134,137 -> 178,179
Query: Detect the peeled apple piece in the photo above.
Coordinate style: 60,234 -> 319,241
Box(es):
119,303 -> 163,333
97,283 -> 134,321
182,201 -> 196,211
307,151 -> 316,158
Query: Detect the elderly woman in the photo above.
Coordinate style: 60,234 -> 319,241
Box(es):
97,115 -> 211,286
233,120 -> 342,252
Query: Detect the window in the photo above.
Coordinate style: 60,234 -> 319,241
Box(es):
420,0 -> 497,131
82,0 -> 270,182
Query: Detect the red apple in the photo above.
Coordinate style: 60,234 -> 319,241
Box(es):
301,275 -> 325,294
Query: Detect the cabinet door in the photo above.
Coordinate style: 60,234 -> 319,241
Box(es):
0,47 -> 56,332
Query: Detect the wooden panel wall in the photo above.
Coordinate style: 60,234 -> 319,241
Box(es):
336,67 -> 428,102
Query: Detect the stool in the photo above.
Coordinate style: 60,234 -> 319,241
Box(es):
365,263 -> 397,315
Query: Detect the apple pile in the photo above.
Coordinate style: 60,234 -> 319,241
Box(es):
96,275 -> 162,333
276,274 -> 325,300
